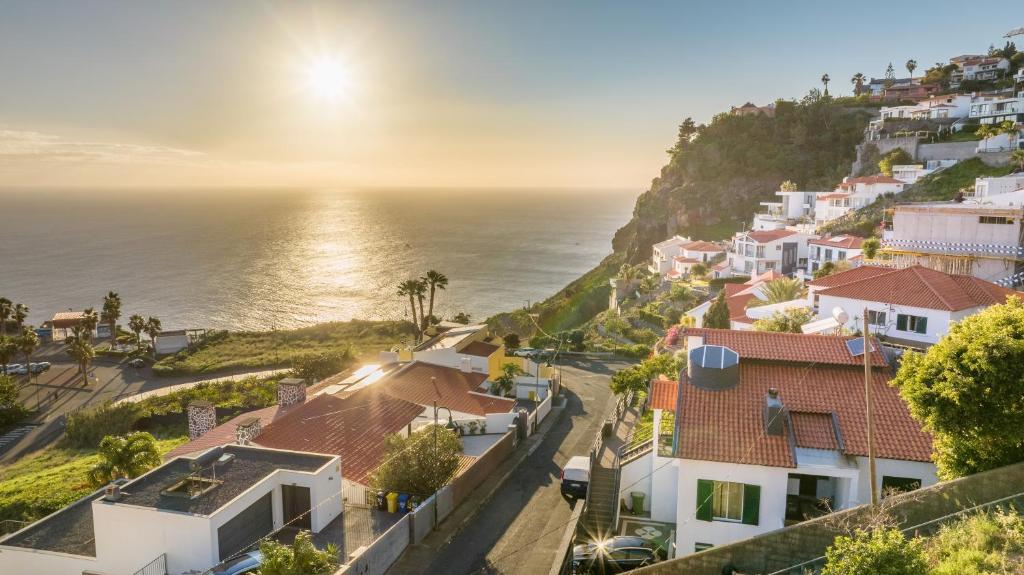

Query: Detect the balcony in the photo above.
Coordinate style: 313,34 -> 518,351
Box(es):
784,494 -> 834,526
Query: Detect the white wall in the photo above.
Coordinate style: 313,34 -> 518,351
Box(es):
93,501 -> 216,575
892,207 -> 1023,246
816,294 -> 956,345
619,452 -> 654,513
852,457 -> 939,506
0,547 -> 101,575
412,349 -> 489,374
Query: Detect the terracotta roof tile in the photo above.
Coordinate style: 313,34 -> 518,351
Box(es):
682,328 -> 888,367
377,362 -> 515,416
650,378 -> 679,411
808,236 -> 865,249
816,265 -> 1016,311
745,270 -> 784,285
839,176 -> 904,187
166,403 -> 305,459
791,411 -> 840,450
807,265 -> 892,288
460,341 -> 500,357
744,230 -> 797,243
683,241 -> 722,252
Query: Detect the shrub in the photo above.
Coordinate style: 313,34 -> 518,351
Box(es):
822,528 -> 928,575
291,348 -> 355,382
64,402 -> 144,449
0,376 -> 30,429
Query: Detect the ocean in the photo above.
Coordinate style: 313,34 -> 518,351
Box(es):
0,187 -> 636,331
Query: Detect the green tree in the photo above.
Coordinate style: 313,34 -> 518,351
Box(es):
780,179 -> 799,192
668,283 -> 694,305
101,291 -> 122,346
292,349 -> 354,382
610,364 -> 648,396
421,270 -> 449,333
491,362 -> 522,397
87,431 -> 163,487
502,333 -> 520,350
753,308 -> 815,333
144,316 -> 162,356
81,307 -> 99,334
0,374 -> 29,427
813,260 -> 852,279
885,62 -> 896,87
749,277 -> 805,306
862,237 -> 881,259
65,327 -> 96,387
257,530 -> 339,575
0,337 -> 16,371
11,303 -> 28,331
879,148 -> 914,177
851,72 -> 866,95
0,298 -> 11,337
893,297 -> 1024,478
822,528 -> 928,575
1012,149 -> 1024,172
703,291 -> 730,329
639,275 -> 660,294
690,262 -> 709,279
451,312 -> 471,325
128,314 -> 147,352
821,73 -> 831,97
905,59 -> 917,77
16,328 -> 39,379
371,424 -> 462,496
397,279 -> 422,336
412,280 -> 427,339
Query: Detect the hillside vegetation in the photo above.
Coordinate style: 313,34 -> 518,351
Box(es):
494,93 -> 876,335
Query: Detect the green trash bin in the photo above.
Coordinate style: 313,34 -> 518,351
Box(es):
631,491 -> 645,515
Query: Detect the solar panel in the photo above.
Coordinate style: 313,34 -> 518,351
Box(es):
845,338 -> 875,357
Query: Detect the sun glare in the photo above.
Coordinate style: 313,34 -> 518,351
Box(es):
305,56 -> 350,102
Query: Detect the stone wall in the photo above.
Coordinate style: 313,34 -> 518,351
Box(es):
916,141 -> 981,162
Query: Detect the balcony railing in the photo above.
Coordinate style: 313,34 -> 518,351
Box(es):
883,239 -> 1024,259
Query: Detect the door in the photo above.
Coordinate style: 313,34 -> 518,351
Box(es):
282,484 -> 312,530
217,491 -> 273,561
781,243 -> 798,275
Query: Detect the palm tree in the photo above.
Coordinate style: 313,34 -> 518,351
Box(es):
1011,149 -> 1024,173
17,328 -> 39,380
128,314 -> 146,352
618,264 -> 640,282
976,124 -> 995,152
65,327 -> 96,387
101,292 -> 122,347
639,275 -> 660,294
851,73 -> 866,96
906,59 -> 917,78
412,280 -> 428,338
12,303 -> 28,331
821,74 -> 831,96
422,270 -> 448,331
144,317 -> 162,356
750,278 -> 805,306
0,298 -> 11,337
397,280 -> 422,335
0,336 -> 16,371
81,307 -> 99,334
87,432 -> 162,487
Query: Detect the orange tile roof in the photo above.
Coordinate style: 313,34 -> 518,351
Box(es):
166,403 -> 304,459
460,341 -> 500,357
650,378 -> 679,411
254,389 -> 426,484
839,176 -> 904,187
673,256 -> 700,264
377,362 -> 515,416
817,192 -> 851,200
807,265 -> 893,288
683,241 -> 722,252
745,270 -> 783,285
682,328 -> 888,367
744,229 -> 797,243
673,361 -> 932,467
791,411 -> 840,450
809,235 -> 865,249
815,265 -> 1016,311
727,293 -> 758,323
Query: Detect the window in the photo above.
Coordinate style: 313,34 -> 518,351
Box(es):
744,244 -> 755,257
694,543 -> 714,552
867,310 -> 887,326
756,245 -> 766,258
696,479 -> 760,525
824,248 -> 833,260
979,216 -> 1014,224
765,262 -> 776,270
837,250 -> 847,261
896,314 -> 928,334
744,260 -> 753,273
882,476 -> 921,496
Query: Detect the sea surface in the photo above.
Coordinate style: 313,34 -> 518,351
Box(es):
0,188 -> 635,331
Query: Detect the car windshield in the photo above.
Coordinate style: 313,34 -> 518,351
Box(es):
210,554 -> 254,573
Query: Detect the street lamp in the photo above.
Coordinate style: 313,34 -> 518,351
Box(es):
432,399 -> 456,528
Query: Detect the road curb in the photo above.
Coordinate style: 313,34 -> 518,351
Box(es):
548,502 -> 584,575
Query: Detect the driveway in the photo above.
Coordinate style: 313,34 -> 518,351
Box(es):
389,356 -> 630,575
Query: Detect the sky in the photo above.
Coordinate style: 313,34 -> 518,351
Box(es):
0,0 -> 1016,190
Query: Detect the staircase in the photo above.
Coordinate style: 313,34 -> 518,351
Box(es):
584,466 -> 618,537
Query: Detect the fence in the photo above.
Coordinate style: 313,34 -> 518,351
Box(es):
337,515 -> 411,575
0,520 -> 28,536
450,430 -> 516,505
536,392 -> 553,424
633,460 -> 1024,575
132,553 -> 167,575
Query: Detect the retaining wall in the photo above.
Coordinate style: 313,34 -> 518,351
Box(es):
451,430 -> 516,505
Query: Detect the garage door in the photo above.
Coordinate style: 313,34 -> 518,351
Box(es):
217,492 -> 273,561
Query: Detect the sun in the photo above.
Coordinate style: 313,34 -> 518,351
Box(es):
305,56 -> 350,102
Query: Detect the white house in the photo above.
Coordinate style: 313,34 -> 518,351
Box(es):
650,236 -> 694,276
814,176 -> 905,226
412,323 -> 498,375
154,329 -> 190,356
891,164 -> 937,185
727,229 -> 817,277
621,329 -> 936,557
959,56 -> 1010,82
684,271 -> 809,331
753,189 -> 819,230
975,174 -> 1024,198
0,445 -> 343,575
806,235 -> 865,276
807,265 -> 1017,347
666,241 -> 724,280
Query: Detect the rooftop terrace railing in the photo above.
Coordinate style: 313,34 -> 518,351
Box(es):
883,239 -> 1024,259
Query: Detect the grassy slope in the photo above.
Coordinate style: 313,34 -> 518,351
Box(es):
820,158 -> 1016,237
0,436 -> 186,523
153,320 -> 417,376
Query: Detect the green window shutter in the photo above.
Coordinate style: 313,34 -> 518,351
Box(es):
916,317 -> 928,334
741,484 -> 760,525
896,315 -> 908,331
696,480 -> 713,522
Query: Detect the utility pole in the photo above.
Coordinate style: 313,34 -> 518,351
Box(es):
864,308 -> 879,506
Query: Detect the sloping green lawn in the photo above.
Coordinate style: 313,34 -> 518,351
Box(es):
0,436 -> 186,523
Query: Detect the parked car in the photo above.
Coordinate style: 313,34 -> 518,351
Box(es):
509,347 -> 538,358
572,537 -> 660,573
128,358 -> 146,368
2,364 -> 27,375
207,550 -> 262,575
29,362 -> 51,374
560,455 -> 590,499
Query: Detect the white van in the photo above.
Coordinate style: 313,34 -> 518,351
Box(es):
560,456 -> 591,499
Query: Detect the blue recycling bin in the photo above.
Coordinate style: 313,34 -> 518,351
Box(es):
397,493 -> 410,513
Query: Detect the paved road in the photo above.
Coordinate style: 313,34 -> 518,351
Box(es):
411,356 -> 630,575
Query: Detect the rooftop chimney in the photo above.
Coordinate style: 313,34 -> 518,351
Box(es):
104,484 -> 122,502
235,416 -> 261,445
459,357 -> 473,373
186,400 -> 217,440
764,388 -> 785,436
277,378 -> 307,407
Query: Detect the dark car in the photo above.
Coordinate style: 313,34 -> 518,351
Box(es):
207,550 -> 262,575
572,537 -> 659,573
128,358 -> 146,368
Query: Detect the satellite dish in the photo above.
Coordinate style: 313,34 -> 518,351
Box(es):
832,307 -> 850,324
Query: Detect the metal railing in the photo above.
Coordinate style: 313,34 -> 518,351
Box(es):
133,553 -> 167,575
883,239 -> 1024,258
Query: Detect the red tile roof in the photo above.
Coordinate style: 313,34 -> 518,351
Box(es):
744,229 -> 797,243
673,256 -> 700,264
166,403 -> 304,459
817,192 -> 851,200
807,265 -> 892,288
727,293 -> 758,323
460,341 -> 500,357
682,328 -> 888,367
839,176 -> 904,187
650,378 -> 679,411
809,235 -> 865,249
745,270 -> 783,285
683,241 -> 722,252
673,362 -> 932,467
791,411 -> 840,450
377,362 -> 515,416
815,265 -> 1016,311
254,389 -> 425,484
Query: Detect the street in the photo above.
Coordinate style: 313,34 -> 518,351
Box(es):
396,356 -> 629,575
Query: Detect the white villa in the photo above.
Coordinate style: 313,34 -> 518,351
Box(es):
621,329 -> 936,557
727,229 -> 816,277
649,236 -> 695,276
806,235 -> 864,276
815,176 -> 905,226
974,174 -> 1024,198
666,241 -> 724,280
752,189 -> 819,231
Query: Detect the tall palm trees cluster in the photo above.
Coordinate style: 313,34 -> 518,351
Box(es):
397,270 -> 449,342
0,298 -> 38,381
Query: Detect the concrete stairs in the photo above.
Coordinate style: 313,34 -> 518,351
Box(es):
584,466 -> 618,537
